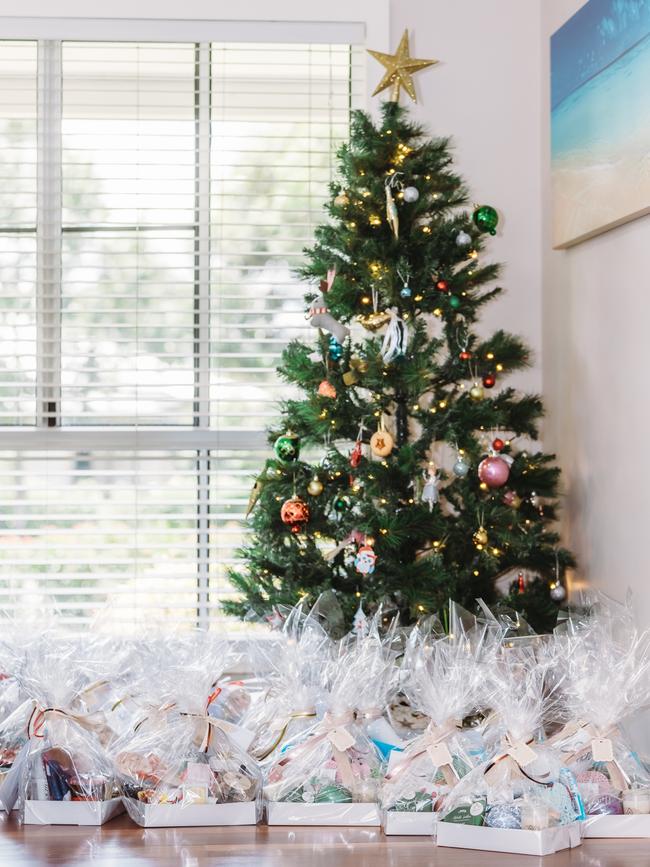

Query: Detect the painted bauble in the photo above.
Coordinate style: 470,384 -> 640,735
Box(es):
400,284 -> 412,299
274,432 -> 300,463
449,295 -> 461,310
436,279 -> 449,292
370,430 -> 394,457
485,804 -> 521,829
492,437 -> 505,451
453,457 -> 470,477
354,545 -> 377,575
328,337 -> 343,362
307,476 -> 324,497
472,204 -> 499,235
402,186 -> 419,203
333,494 -> 351,513
280,496 -> 310,534
469,384 -> 484,401
478,456 -> 510,488
317,379 -> 337,398
334,192 -> 349,207
483,373 -> 496,389
550,583 -> 567,602
473,526 -> 489,547
502,490 -> 522,509
456,230 -> 472,247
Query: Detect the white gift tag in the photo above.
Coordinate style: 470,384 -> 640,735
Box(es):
327,726 -> 355,752
507,740 -> 538,768
591,737 -> 614,762
426,741 -> 454,770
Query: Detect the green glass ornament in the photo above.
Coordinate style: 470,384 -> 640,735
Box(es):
274,432 -> 300,463
449,295 -> 461,310
333,494 -> 351,512
472,204 -> 499,235
314,784 -> 352,803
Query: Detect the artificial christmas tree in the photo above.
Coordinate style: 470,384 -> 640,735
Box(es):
225,34 -> 574,634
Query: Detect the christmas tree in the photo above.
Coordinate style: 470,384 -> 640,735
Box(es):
225,34 -> 574,634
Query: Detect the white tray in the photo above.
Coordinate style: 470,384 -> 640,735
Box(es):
582,814 -> 650,837
437,821 -> 582,856
266,801 -> 381,826
23,798 -> 124,826
382,810 -> 437,836
124,799 -> 259,828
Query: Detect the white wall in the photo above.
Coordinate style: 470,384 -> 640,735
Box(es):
541,0 -> 650,627
391,0 -> 543,395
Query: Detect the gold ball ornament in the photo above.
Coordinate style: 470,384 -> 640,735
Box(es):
307,476 -> 324,497
470,384 -> 484,401
473,526 -> 489,547
370,430 -> 394,457
334,192 -> 349,207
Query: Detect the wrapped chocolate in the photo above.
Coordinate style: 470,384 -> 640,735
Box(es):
242,602 -> 331,761
439,642 -> 582,833
551,595 -> 650,818
381,616 -> 489,820
113,633 -> 262,826
264,637 -> 385,815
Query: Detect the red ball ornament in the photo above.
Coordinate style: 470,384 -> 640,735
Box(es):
478,456 -> 510,488
436,279 -> 449,292
459,350 -> 472,361
492,437 -> 505,451
280,495 -> 310,534
483,373 -> 496,389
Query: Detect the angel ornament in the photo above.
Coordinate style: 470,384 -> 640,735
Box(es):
421,465 -> 440,511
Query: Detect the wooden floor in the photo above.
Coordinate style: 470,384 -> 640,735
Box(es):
1,813 -> 649,866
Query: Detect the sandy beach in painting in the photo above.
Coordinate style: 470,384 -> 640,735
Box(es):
551,28 -> 650,247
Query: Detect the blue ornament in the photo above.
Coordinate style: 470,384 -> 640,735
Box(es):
485,804 -> 521,829
400,284 -> 412,299
328,336 -> 343,362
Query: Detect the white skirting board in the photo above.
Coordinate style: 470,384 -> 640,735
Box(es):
436,821 -> 582,856
582,814 -> 650,837
123,799 -> 260,828
266,801 -> 381,826
23,798 -> 124,826
382,810 -> 437,836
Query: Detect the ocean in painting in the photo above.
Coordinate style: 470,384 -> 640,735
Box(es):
551,0 -> 650,247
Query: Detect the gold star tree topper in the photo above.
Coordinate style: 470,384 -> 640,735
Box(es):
367,30 -> 438,103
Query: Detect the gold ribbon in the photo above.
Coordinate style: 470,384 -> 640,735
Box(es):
272,710 -> 357,791
256,709 -> 317,761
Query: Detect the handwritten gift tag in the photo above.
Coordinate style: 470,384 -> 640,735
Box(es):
591,737 -> 614,762
328,727 -> 355,752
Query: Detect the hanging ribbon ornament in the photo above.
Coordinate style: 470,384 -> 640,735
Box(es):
306,294 -> 349,345
381,308 -> 409,363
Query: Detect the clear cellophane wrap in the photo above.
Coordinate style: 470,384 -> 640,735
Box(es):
113,633 -> 262,821
551,594 -> 650,815
439,641 -> 582,830
242,602 -> 332,762
263,636 -> 385,806
381,612 -> 492,815
15,638 -> 118,818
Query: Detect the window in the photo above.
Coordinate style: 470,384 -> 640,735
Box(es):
0,37 -> 364,631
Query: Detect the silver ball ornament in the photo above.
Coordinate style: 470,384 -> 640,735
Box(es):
456,230 -> 472,247
453,457 -> 470,477
402,186 -> 419,203
550,583 -> 566,602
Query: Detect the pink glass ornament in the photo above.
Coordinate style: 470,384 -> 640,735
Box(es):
478,456 -> 510,488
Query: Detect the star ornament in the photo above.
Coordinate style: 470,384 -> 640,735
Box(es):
367,30 -> 438,103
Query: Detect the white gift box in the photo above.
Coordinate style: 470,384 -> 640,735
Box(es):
436,821 -> 582,856
581,814 -> 650,837
123,798 -> 259,828
382,809 -> 437,836
266,801 -> 381,826
23,798 -> 124,826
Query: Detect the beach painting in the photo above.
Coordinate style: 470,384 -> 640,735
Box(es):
551,0 -> 650,247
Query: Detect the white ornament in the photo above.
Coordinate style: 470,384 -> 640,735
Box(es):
354,545 -> 377,575
352,600 -> 369,638
402,185 -> 419,203
456,230 -> 472,247
381,308 -> 409,363
421,468 -> 440,511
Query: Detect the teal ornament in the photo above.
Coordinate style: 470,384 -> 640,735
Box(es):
273,432 -> 300,463
449,295 -> 461,310
314,784 -> 352,803
400,284 -> 412,299
328,337 -> 343,361
472,204 -> 499,235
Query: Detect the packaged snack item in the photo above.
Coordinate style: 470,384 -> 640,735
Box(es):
114,633 -> 262,827
438,642 -> 582,855
264,633 -> 385,825
552,594 -> 650,836
381,611 -> 489,835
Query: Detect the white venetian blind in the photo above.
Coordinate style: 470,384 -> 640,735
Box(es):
0,37 -> 364,631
